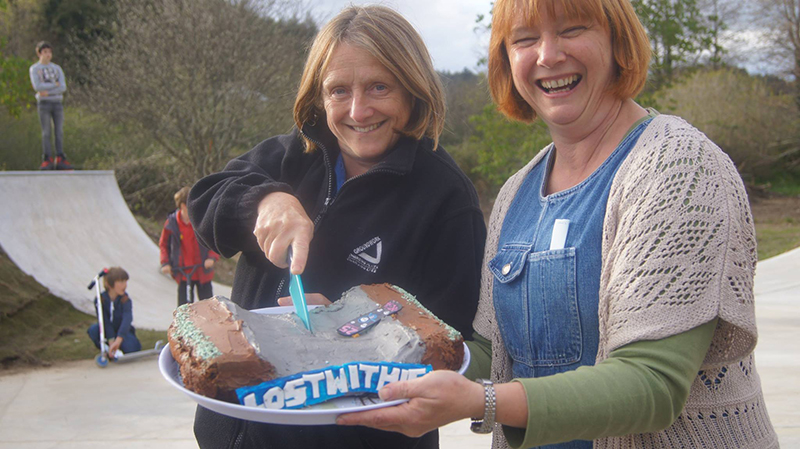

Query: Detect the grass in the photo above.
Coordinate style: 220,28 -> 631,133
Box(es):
0,246 -> 166,370
750,192 -> 800,261
760,172 -> 800,197
0,107 -> 121,172
754,218 -> 800,260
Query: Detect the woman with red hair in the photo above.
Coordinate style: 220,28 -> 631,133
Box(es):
339,1 -> 778,448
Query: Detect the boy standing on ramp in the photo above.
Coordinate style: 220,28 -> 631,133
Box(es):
29,41 -> 73,171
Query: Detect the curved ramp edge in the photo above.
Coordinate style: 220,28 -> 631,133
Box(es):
0,171 -> 231,330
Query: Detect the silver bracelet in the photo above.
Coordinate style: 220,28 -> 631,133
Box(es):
470,378 -> 496,434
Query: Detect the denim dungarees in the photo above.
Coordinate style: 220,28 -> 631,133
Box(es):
489,118 -> 652,449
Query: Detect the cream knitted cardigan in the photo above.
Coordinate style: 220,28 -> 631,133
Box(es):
472,115 -> 779,449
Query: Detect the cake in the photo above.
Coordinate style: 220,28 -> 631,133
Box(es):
167,284 -> 464,405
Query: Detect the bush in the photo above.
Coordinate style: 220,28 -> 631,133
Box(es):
0,105 -> 179,218
0,105 -> 143,170
0,38 -> 35,118
656,69 -> 800,183
79,0 -> 315,186
467,105 -> 551,195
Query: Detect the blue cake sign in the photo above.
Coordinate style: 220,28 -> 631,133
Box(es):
236,361 -> 432,409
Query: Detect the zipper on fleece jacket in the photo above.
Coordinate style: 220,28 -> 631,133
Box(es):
274,131 -> 335,301
273,131 -> 402,301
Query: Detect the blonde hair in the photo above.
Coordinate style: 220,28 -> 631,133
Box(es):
174,186 -> 190,208
488,0 -> 651,122
293,5 -> 446,151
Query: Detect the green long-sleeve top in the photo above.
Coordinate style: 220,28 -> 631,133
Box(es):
464,318 -> 718,448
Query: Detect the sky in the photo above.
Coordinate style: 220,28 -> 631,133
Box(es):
309,0 -> 784,78
312,0 -> 492,73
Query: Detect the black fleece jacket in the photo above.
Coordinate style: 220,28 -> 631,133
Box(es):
189,123 -> 485,336
188,124 -> 485,449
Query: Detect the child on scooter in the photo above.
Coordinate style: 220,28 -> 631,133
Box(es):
87,266 -> 141,358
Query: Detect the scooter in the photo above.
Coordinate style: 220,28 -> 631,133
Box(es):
87,268 -> 164,368
172,264 -> 204,305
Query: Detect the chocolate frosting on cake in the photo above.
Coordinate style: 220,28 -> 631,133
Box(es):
168,284 -> 464,403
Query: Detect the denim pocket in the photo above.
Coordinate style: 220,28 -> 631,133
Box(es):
492,246 -> 581,368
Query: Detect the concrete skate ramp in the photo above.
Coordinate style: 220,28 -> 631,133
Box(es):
0,171 -> 231,330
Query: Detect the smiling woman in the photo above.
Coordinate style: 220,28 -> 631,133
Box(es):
320,44 -> 413,177
187,4 -> 486,449
336,1 -> 779,448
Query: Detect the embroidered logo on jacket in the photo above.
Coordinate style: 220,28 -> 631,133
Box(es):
347,237 -> 382,273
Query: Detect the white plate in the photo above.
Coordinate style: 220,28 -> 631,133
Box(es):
158,306 -> 470,425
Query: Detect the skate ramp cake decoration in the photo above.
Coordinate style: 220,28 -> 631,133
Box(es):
161,283 -> 468,422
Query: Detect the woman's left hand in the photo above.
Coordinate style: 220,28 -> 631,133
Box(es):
336,370 -> 483,437
204,258 -> 215,270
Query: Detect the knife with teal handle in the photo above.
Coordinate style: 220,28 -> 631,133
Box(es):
287,247 -> 312,332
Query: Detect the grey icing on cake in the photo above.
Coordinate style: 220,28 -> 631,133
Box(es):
216,287 -> 425,377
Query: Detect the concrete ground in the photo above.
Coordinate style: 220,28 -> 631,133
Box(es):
753,247 -> 800,447
0,354 -> 491,449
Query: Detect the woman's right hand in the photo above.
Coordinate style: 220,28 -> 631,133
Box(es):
254,192 -> 314,274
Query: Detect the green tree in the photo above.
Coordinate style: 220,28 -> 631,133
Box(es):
0,38 -> 34,118
81,0 -> 316,184
42,0 -> 115,85
468,105 -> 551,192
702,0 -> 726,68
0,0 -> 46,58
632,0 -> 714,86
439,70 -> 492,147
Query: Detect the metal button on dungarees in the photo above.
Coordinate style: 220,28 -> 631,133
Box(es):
501,263 -> 511,275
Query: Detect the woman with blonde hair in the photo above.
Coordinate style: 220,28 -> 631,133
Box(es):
339,1 -> 778,448
189,4 -> 486,448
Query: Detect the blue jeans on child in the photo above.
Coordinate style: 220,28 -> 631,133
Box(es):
87,324 -> 142,354
37,101 -> 64,159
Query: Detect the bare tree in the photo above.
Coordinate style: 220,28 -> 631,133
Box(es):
697,0 -> 743,68
633,0 -> 714,86
80,0 -> 316,183
757,0 -> 800,105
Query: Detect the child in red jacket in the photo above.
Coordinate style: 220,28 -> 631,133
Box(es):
159,187 -> 219,307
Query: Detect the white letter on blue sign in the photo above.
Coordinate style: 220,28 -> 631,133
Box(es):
263,386 -> 285,409
376,365 -> 402,389
303,372 -> 325,399
284,378 -> 308,408
360,363 -> 380,389
325,367 -> 349,395
348,364 -> 361,389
